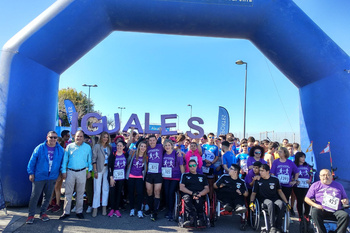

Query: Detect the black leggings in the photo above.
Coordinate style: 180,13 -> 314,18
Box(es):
163,179 -> 179,216
293,187 -> 310,218
128,178 -> 144,211
281,186 -> 293,201
110,180 -> 124,210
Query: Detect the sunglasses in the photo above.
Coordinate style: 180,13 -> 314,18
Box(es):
49,136 -> 58,139
254,151 -> 261,154
241,146 -> 247,148
189,164 -> 197,167
208,136 -> 214,139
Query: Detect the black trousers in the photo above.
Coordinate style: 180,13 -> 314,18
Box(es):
109,180 -> 124,210
262,199 -> 285,229
128,178 -> 144,211
182,194 -> 205,219
311,208 -> 349,233
292,187 -> 310,218
217,191 -> 245,209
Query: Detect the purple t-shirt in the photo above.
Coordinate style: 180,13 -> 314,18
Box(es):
113,154 -> 126,180
147,144 -> 164,174
162,150 -> 184,180
47,145 -> 55,172
130,156 -> 145,177
270,159 -> 299,187
247,157 -> 266,170
245,169 -> 258,189
296,164 -> 311,188
306,181 -> 348,212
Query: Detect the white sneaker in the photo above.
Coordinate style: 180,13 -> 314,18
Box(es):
130,209 -> 135,217
137,210 -> 143,218
86,206 -> 92,213
71,206 -> 76,213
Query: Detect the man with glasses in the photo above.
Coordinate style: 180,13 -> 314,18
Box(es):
180,160 -> 209,227
26,131 -> 64,224
305,169 -> 349,233
249,164 -> 290,233
214,164 -> 248,213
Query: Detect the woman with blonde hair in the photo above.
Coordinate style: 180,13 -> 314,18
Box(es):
91,132 -> 111,217
126,141 -> 148,218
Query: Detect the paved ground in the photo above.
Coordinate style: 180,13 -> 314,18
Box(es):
0,206 -> 301,233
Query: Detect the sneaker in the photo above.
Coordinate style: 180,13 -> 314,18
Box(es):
224,204 -> 233,212
92,208 -> 97,217
183,220 -> 191,227
197,219 -> 203,227
59,214 -> 70,220
130,209 -> 135,217
71,206 -> 76,213
47,204 -> 54,211
86,206 -> 92,213
76,213 -> 84,219
26,216 -> 34,224
40,214 -> 50,222
269,227 -> 277,233
51,205 -> 61,213
137,211 -> 143,219
114,210 -> 121,218
150,213 -> 157,221
108,210 -> 115,217
144,210 -> 151,216
235,206 -> 247,214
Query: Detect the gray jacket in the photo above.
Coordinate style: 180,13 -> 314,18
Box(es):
92,144 -> 111,173
126,150 -> 148,180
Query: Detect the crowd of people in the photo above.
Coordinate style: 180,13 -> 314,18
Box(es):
26,129 -> 349,233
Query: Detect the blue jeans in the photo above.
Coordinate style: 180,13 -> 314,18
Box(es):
28,179 -> 56,217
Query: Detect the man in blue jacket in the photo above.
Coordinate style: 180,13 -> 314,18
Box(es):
26,131 -> 64,224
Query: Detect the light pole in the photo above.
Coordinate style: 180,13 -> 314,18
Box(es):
187,104 -> 192,118
118,107 -> 125,125
235,60 -> 248,139
82,84 -> 98,113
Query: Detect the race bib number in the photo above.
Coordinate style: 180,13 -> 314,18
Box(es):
297,178 -> 309,188
190,156 -> 198,164
202,166 -> 210,173
322,194 -> 340,211
148,162 -> 159,173
113,169 -> 125,180
240,160 -> 248,173
278,174 -> 290,184
162,167 -> 172,178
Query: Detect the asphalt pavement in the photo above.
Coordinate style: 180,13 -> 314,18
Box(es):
0,205 -> 301,233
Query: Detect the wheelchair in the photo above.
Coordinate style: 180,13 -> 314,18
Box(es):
303,205 -> 350,233
249,199 -> 290,233
212,191 -> 248,230
174,191 -> 211,228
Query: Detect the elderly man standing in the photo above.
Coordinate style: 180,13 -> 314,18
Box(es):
305,169 -> 349,233
60,130 -> 93,219
26,131 -> 64,224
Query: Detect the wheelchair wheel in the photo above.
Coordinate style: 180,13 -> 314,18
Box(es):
174,192 -> 180,222
205,194 -> 211,228
282,208 -> 290,233
250,200 -> 260,231
211,192 -> 217,224
178,199 -> 185,228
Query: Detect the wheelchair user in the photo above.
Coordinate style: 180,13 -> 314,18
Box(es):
304,169 -> 349,233
214,164 -> 248,214
179,159 -> 209,227
249,164 -> 290,233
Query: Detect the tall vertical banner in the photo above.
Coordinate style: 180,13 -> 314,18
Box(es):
0,178 -> 5,210
217,106 -> 230,136
64,99 -> 77,125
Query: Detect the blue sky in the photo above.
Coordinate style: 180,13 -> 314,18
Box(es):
1,0 -> 349,139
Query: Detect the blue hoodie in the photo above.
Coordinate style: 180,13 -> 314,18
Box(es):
27,141 -> 64,181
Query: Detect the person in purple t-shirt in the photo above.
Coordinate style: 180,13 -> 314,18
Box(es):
270,147 -> 299,201
292,152 -> 312,221
145,134 -> 164,221
162,139 -> 184,221
305,169 -> 349,233
247,145 -> 267,170
107,141 -> 127,218
126,141 -> 148,219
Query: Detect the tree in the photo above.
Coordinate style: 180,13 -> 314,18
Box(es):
58,87 -> 94,126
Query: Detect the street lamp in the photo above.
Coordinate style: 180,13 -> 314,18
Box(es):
176,114 -> 180,131
82,84 -> 98,113
118,107 -> 126,125
235,60 -> 248,139
187,104 -> 192,118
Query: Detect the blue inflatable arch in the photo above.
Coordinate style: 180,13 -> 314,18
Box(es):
1,0 -> 349,205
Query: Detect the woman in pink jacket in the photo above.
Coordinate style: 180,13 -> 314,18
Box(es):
184,142 -> 203,173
